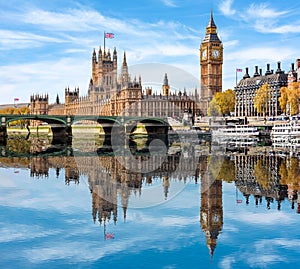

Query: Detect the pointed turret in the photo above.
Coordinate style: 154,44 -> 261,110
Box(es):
207,9 -> 216,28
92,49 -> 97,63
113,47 -> 117,62
119,51 -> 129,89
202,10 -> 221,43
163,73 -> 168,86
98,46 -> 102,60
122,51 -> 127,67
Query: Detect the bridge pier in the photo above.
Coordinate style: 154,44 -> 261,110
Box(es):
51,126 -> 72,144
0,126 -> 7,138
0,117 -> 7,139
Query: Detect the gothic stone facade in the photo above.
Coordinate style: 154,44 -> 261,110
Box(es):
31,47 -> 196,118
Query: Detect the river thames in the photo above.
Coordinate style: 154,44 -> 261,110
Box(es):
0,133 -> 300,269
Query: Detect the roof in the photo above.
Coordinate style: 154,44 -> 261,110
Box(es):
236,73 -> 287,89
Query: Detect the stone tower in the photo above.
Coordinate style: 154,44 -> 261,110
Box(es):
162,73 -> 170,96
200,11 -> 223,115
30,94 -> 49,115
91,46 -> 118,100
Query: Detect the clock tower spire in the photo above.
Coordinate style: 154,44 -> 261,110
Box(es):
200,11 -> 223,115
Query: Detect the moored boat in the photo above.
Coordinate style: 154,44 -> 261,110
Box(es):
212,125 -> 259,137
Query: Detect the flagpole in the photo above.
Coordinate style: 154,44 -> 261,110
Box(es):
235,68 -> 237,86
104,31 -> 106,53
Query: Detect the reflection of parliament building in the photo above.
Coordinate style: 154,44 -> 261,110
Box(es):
30,12 -> 224,117
3,145 -> 300,257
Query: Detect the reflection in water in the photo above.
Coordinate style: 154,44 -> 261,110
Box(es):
0,135 -> 300,259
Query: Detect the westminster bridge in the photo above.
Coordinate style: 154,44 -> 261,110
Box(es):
0,114 -> 170,140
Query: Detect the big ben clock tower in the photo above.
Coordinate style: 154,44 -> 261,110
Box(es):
200,160 -> 223,258
200,11 -> 223,115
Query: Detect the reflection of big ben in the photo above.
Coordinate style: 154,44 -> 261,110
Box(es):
200,11 -> 223,115
200,163 -> 223,258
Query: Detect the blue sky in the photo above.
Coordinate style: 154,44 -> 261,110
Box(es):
1,0 -> 300,104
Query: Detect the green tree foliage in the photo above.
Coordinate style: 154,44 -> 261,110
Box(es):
254,83 -> 271,116
209,89 -> 235,116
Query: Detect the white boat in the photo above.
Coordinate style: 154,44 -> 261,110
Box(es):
290,121 -> 300,137
212,125 -> 259,137
271,123 -> 292,137
271,121 -> 300,140
271,121 -> 300,148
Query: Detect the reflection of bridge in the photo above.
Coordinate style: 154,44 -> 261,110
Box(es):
0,114 -> 170,139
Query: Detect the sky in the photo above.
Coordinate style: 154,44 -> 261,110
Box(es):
1,0 -> 300,104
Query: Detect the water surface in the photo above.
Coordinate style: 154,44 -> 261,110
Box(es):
0,135 -> 300,269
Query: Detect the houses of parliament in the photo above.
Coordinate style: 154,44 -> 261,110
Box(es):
30,12 -> 223,118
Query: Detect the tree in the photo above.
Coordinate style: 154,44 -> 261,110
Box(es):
0,106 -> 30,127
279,82 -> 300,115
287,82 -> 300,115
254,83 -> 271,116
279,86 -> 289,114
208,98 -> 222,116
209,89 -> 235,116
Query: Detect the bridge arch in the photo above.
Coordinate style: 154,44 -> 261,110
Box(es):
125,117 -> 169,135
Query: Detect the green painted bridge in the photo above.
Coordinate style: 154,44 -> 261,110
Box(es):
0,114 -> 170,138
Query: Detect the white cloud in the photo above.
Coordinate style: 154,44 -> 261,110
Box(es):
219,256 -> 236,269
161,0 -> 178,8
219,0 -> 236,16
246,3 -> 288,19
0,57 -> 90,103
240,3 -> 300,34
0,223 -> 60,243
0,30 -> 64,50
229,211 -> 293,225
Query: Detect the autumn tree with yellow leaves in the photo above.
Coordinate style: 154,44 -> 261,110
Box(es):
0,106 -> 30,127
279,82 -> 300,115
208,89 -> 235,116
254,83 -> 271,117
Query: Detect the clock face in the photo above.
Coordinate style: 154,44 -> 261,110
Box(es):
212,213 -> 220,223
212,49 -> 220,59
202,49 -> 207,60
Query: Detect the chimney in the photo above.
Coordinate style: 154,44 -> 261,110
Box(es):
291,63 -> 295,71
265,63 -> 272,75
253,66 -> 260,77
276,61 -> 282,74
243,67 -> 250,79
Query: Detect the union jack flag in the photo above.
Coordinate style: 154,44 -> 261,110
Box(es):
105,33 -> 115,39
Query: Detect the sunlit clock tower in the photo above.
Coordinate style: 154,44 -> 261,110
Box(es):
200,11 -> 223,115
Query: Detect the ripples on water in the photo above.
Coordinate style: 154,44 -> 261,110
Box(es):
0,134 -> 300,269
